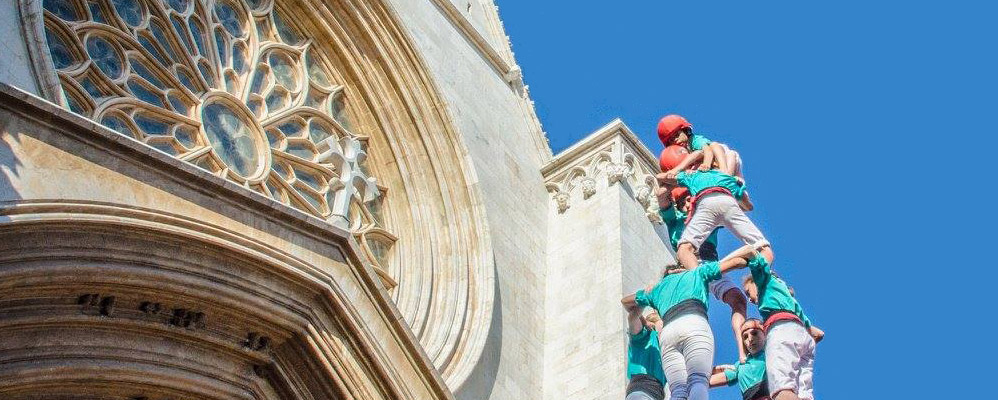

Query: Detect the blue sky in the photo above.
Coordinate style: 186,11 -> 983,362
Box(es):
498,1 -> 996,398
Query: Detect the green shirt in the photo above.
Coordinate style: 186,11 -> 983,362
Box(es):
676,170 -> 745,199
627,328 -> 666,384
689,134 -> 712,151
634,262 -> 722,314
748,256 -> 812,328
658,205 -> 720,260
723,352 -> 768,397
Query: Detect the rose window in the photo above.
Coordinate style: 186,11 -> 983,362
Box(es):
35,0 -> 396,277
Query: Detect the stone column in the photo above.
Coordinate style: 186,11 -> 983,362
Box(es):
541,119 -> 676,399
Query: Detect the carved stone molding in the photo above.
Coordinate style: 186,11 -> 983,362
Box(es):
541,119 -> 661,220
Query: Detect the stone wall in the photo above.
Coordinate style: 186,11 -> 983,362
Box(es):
382,1 -> 553,398
541,120 -> 674,399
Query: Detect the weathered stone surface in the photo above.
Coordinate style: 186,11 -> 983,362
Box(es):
542,120 -> 675,400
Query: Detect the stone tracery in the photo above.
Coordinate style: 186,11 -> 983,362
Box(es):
36,0 -> 385,234
33,0 -> 396,279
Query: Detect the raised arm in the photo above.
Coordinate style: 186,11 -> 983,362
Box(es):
721,244 -> 768,263
621,293 -> 640,311
718,256 -> 749,274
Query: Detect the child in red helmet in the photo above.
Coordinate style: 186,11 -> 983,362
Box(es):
657,115 -> 745,182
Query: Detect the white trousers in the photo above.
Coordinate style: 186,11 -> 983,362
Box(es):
678,193 -> 769,251
765,321 -> 815,400
659,314 -> 714,400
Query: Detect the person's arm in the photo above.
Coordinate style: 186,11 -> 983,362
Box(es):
709,143 -> 729,173
709,365 -> 738,387
626,307 -> 643,335
718,257 -> 749,274
668,150 -> 704,176
621,293 -> 641,312
655,186 -> 673,209
738,193 -> 754,212
656,171 -> 679,186
699,145 -> 715,171
722,289 -> 748,362
809,325 -> 825,343
720,245 -> 758,263
709,371 -> 731,387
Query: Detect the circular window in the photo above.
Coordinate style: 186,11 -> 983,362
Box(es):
200,97 -> 266,179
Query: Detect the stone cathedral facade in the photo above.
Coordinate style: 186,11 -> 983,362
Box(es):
0,1 -> 675,399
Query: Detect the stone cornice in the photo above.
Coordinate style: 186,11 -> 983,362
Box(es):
541,119 -> 662,222
426,0 -> 515,81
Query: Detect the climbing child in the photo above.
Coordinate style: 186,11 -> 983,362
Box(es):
657,114 -> 745,182
709,319 -> 770,400
624,308 -> 667,400
656,168 -> 773,273
729,246 -> 824,400
656,185 -> 749,363
620,249 -> 759,400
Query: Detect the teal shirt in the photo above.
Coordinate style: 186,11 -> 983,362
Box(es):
689,134 -> 712,151
676,170 -> 745,199
748,256 -> 812,327
723,352 -> 768,396
634,262 -> 722,314
627,328 -> 666,384
658,205 -> 719,259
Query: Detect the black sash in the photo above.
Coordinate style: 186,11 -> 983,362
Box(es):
662,299 -> 708,326
626,374 -> 665,400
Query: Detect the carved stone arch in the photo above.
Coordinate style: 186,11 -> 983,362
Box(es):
587,151 -> 613,176
16,0 -> 496,391
562,166 -> 588,193
0,204 -> 423,399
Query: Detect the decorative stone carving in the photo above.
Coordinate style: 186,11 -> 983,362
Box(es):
581,178 -> 597,199
607,162 -> 630,186
635,185 -> 652,209
554,192 -> 570,213
541,119 -> 662,216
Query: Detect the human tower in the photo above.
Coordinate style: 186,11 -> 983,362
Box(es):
622,115 -> 824,400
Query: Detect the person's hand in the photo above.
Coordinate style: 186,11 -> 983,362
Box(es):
739,355 -> 747,364
718,364 -> 736,372
655,187 -> 671,208
698,162 -> 710,171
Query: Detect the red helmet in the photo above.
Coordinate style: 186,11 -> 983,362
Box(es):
657,114 -> 692,145
670,186 -> 690,202
659,145 -> 689,171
